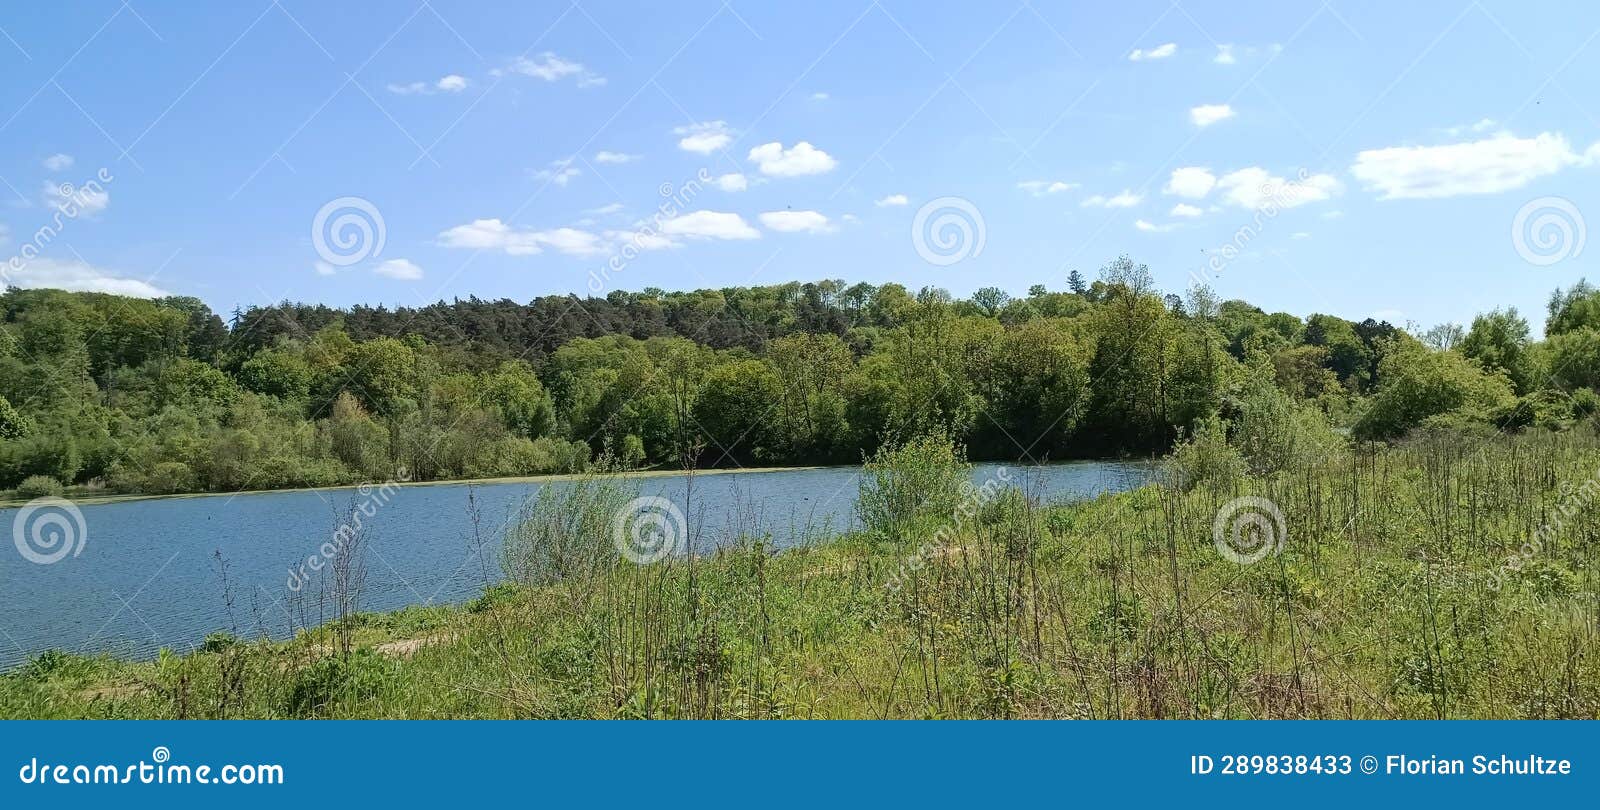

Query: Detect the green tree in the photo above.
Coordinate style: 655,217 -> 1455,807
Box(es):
0,395 -> 27,440
1460,308 -> 1534,394
1353,338 -> 1515,440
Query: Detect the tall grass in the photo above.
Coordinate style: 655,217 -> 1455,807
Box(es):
3,426 -> 1597,719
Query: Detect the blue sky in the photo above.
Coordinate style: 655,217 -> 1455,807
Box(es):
1,1 -> 1598,331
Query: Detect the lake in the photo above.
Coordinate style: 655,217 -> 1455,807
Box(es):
0,460 -> 1151,669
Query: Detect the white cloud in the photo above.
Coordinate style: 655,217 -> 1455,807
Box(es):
1017,180 -> 1077,196
713,173 -> 748,192
1190,104 -> 1235,127
1321,210 -> 1344,220
44,180 -> 109,214
1129,43 -> 1177,61
1135,219 -> 1177,233
1170,203 -> 1204,218
1214,167 -> 1342,209
1291,232 -> 1311,240
1081,190 -> 1143,208
531,159 -> 580,187
658,210 -> 760,240
594,150 -> 639,164
603,229 -> 679,251
747,141 -> 837,177
496,52 -> 602,87
373,258 -> 423,280
1350,131 -> 1595,200
1163,167 -> 1216,198
314,261 -> 336,276
4,258 -> 166,297
532,227 -> 608,256
586,202 -> 625,215
759,210 -> 834,234
387,74 -> 470,95
1214,44 -> 1236,65
841,213 -> 860,224
437,218 -> 608,256
810,92 -> 830,101
42,153 -> 73,171
875,193 -> 909,207
674,121 -> 733,154
1442,118 -> 1497,137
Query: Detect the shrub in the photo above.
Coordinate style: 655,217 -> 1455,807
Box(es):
15,474 -> 64,498
144,461 -> 196,495
1164,417 -> 1245,493
502,473 -> 634,586
284,649 -> 394,718
855,433 -> 969,543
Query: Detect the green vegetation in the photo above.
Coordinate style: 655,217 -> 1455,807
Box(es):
5,424 -> 1597,719
7,261 -> 1597,501
5,264 -> 1599,719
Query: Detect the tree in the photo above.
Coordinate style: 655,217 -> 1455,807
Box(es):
970,286 -> 1011,317
239,349 -> 312,399
1547,280 -> 1600,336
0,395 -> 27,440
1420,323 -> 1464,351
692,359 -> 782,465
1460,308 -> 1534,394
1303,314 -> 1371,389
1067,269 -> 1087,295
481,361 -> 556,440
1353,337 -> 1515,440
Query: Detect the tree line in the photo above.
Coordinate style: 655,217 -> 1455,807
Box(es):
2,257 -> 1597,496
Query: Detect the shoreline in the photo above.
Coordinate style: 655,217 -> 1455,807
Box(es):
0,457 -> 1151,509
0,464 -> 828,509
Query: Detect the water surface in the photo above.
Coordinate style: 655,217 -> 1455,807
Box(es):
0,461 -> 1150,669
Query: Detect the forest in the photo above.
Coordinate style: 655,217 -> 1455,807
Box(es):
2,255 -> 1598,498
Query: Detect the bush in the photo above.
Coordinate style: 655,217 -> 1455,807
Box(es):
855,433 -> 969,543
144,461 -> 196,495
502,473 -> 635,586
284,649 -> 395,718
1164,417 -> 1245,493
1227,356 -> 1344,474
15,474 -> 64,498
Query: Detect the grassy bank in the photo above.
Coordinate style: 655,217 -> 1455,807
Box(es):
3,427 -> 1597,719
